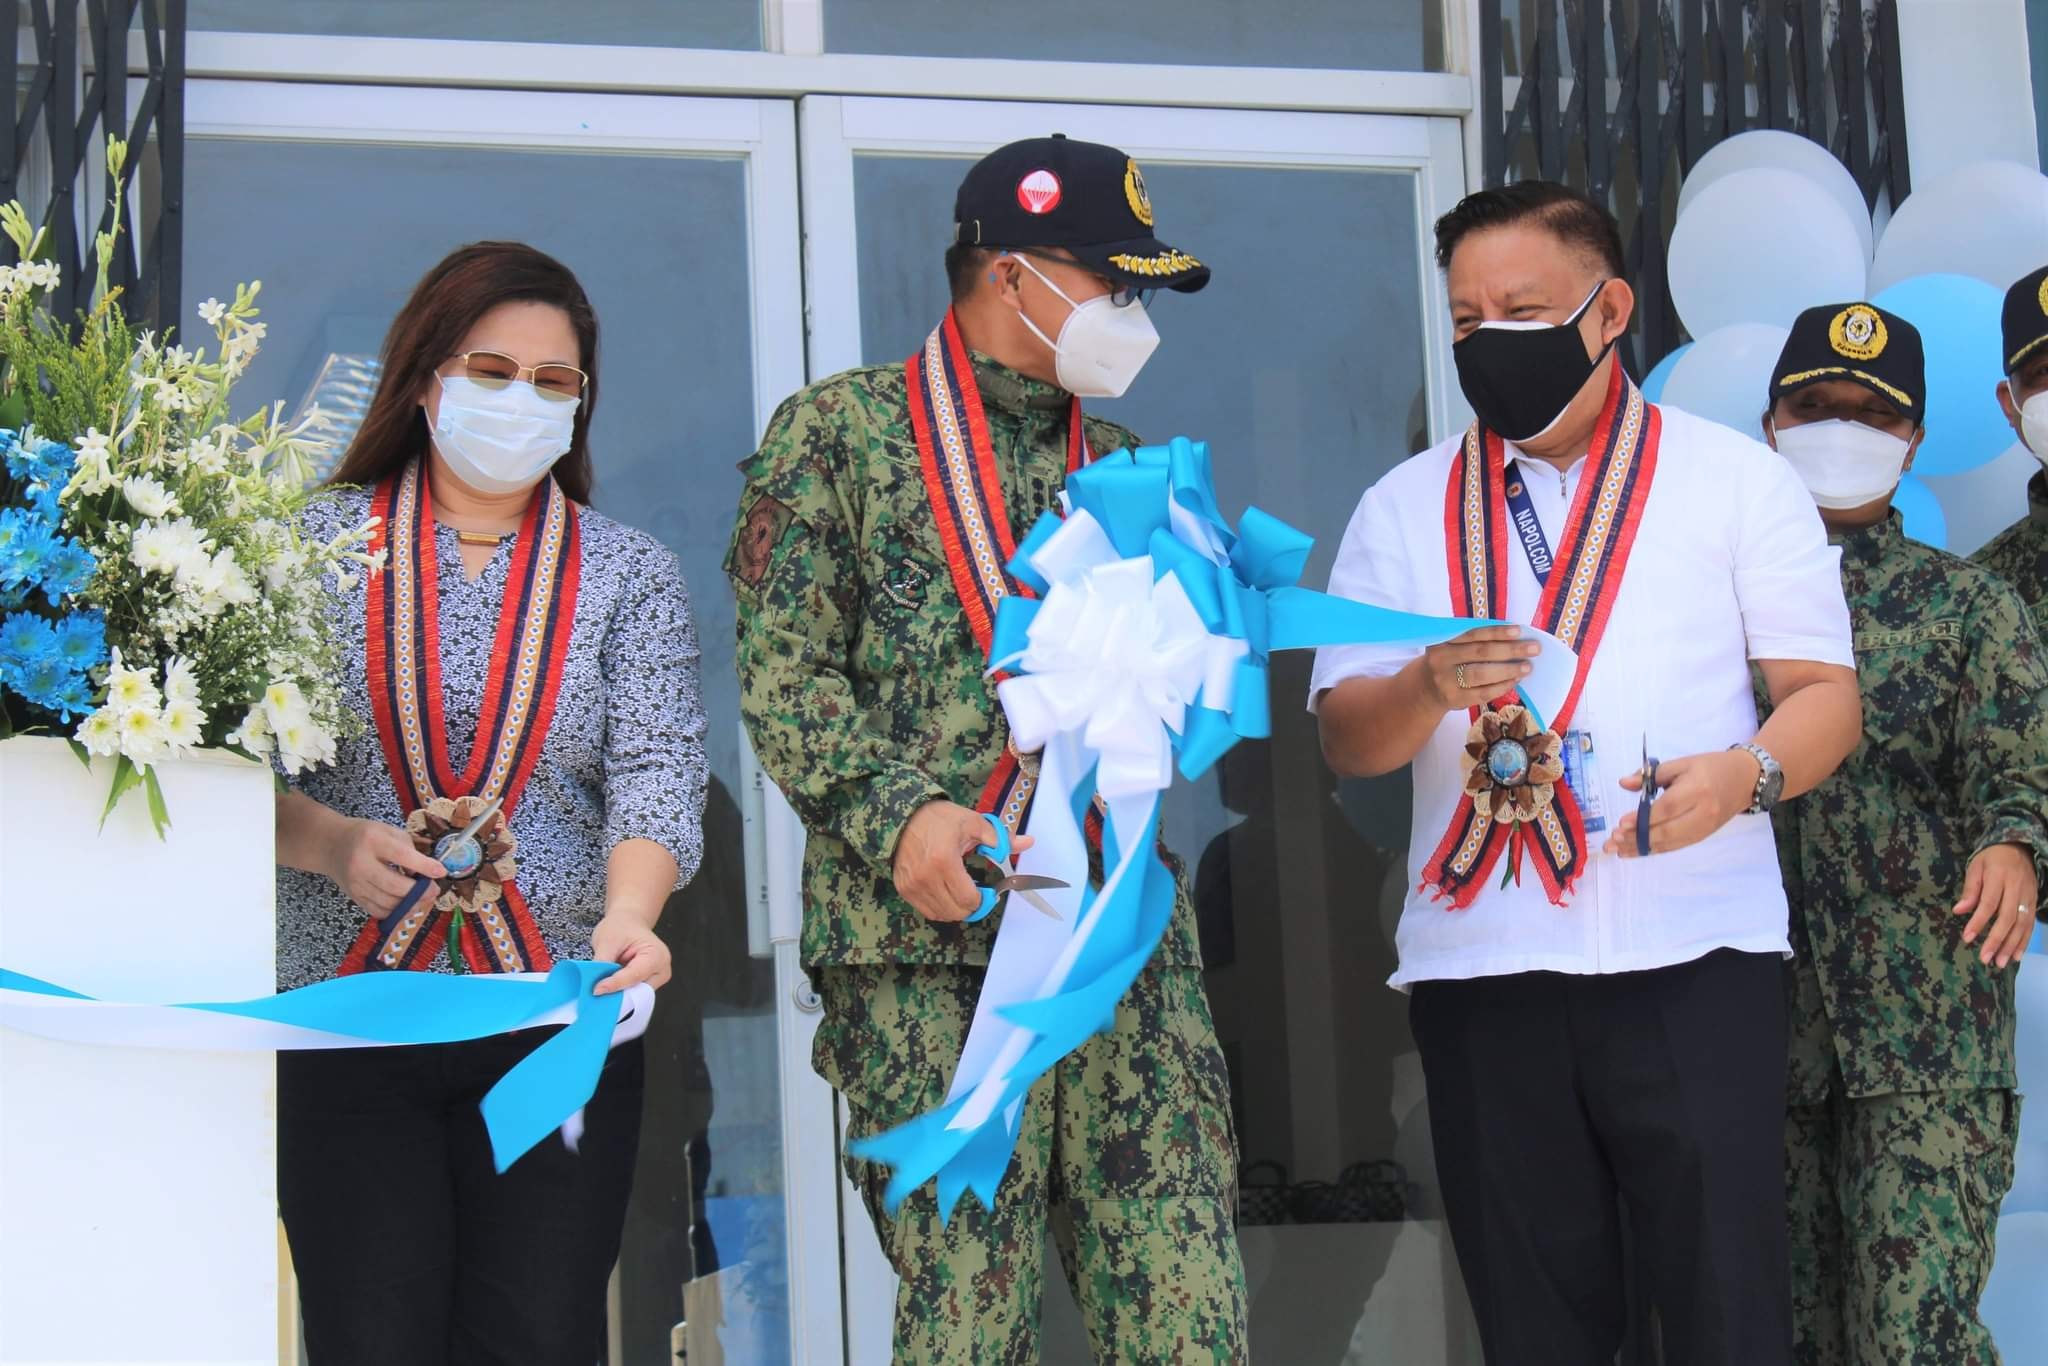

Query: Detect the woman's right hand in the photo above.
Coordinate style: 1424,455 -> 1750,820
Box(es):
1417,625 -> 1540,713
322,817 -> 448,919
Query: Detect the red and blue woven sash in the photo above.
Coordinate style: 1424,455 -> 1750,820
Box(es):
906,310 -> 1089,840
1422,362 -> 1660,908
345,457 -> 580,974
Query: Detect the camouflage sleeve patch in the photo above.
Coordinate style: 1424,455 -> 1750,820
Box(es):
730,494 -> 797,590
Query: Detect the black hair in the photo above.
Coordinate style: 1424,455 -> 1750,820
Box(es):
1433,181 -> 1627,278
945,243 -> 992,302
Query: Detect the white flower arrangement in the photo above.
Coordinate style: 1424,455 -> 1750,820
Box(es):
0,137 -> 379,831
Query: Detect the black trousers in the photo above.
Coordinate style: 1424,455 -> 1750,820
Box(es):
278,1031 -> 644,1366
1411,948 -> 1791,1366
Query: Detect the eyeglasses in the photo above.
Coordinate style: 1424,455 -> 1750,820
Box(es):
1006,248 -> 1156,310
448,350 -> 587,401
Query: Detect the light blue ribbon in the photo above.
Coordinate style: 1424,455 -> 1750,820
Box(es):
851,438 -> 1501,1219
0,960 -> 623,1172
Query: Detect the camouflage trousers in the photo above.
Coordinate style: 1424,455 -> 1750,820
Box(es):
813,960 -> 1250,1365
1786,1087 -> 2019,1366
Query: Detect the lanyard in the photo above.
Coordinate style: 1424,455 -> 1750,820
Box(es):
1504,463 -> 1556,585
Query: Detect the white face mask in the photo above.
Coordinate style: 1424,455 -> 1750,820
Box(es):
2019,390 -> 2048,467
428,375 -> 580,495
1770,417 -> 1913,510
1008,254 -> 1160,399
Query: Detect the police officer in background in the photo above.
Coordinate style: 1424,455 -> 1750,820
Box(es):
1976,263 -> 2048,615
1760,302 -> 2048,1364
727,136 -> 1248,1363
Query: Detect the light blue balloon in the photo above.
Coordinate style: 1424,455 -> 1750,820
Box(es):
1892,474 -> 1948,548
1870,273 -> 2011,476
1641,343 -> 1691,403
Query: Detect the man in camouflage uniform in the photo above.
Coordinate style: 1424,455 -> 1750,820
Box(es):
1758,302 -> 2048,1364
727,136 -> 1248,1363
1974,263 -> 2048,616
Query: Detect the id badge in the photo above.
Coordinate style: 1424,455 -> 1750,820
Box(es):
1562,730 -> 1607,832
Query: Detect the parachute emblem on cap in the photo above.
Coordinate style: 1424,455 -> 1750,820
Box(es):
1828,304 -> 1887,361
1017,168 -> 1062,215
1124,159 -> 1154,228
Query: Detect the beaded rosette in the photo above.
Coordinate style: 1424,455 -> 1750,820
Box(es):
405,795 -> 518,917
1460,704 -> 1565,826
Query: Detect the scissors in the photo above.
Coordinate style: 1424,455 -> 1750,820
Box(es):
965,814 -> 1068,923
389,796 -> 504,922
1636,738 -> 1660,859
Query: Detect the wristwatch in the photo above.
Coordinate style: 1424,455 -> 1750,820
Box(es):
1729,741 -> 1785,814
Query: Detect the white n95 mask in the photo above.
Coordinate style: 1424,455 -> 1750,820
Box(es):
1009,254 -> 1161,399
1771,417 -> 1912,510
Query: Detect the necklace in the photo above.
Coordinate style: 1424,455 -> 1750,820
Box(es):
455,529 -> 509,547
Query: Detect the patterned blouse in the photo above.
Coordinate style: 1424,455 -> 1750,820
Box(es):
277,481 -> 707,990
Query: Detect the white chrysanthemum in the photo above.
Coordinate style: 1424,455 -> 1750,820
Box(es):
274,715 -> 334,776
115,705 -> 168,765
161,655 -> 199,705
121,474 -> 177,518
131,522 -> 188,577
197,297 -> 225,326
225,702 -> 272,752
262,678 -> 310,731
104,650 -> 162,714
160,698 -> 205,754
75,707 -> 121,757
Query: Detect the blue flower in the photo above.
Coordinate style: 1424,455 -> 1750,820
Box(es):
15,655 -> 77,715
27,480 -> 61,523
31,437 -> 74,485
0,506 -> 30,556
0,583 -> 25,612
49,671 -> 96,719
51,610 -> 105,669
0,518 -> 55,589
37,538 -> 95,601
0,610 -> 56,686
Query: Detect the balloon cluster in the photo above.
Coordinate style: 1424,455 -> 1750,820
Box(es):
1646,131 -> 2048,550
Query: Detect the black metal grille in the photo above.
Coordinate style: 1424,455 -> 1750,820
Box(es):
3,0 -> 186,333
1480,0 -> 1911,369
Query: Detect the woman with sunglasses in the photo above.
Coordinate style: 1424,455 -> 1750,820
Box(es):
270,241 -> 706,1364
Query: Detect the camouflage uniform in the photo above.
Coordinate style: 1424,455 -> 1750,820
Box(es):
727,352 -> 1247,1363
1767,513 -> 2048,1365
1973,469 -> 2048,620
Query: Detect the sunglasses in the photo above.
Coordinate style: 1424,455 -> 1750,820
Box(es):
1006,248 -> 1157,310
448,350 -> 587,401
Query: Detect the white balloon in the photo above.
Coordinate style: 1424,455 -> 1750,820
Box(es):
1658,322 -> 1791,437
1668,168 -> 1868,337
1919,441 -> 2043,557
1869,160 -> 2048,295
1677,129 -> 1874,264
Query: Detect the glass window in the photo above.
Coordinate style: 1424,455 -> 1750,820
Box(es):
183,133 -> 787,1364
851,151 -> 1482,1361
188,0 -> 761,50
827,0 -> 1447,72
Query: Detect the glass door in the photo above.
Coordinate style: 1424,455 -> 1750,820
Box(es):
800,93 -> 1481,1363
177,80 -> 831,1364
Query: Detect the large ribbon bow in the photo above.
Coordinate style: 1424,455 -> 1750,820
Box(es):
849,438 -> 1549,1220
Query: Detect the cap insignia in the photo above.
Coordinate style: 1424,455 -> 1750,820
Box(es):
1124,159 -> 1154,228
1108,249 -> 1202,277
1017,168 -> 1062,216
1828,304 -> 1886,361
2038,272 -> 2048,318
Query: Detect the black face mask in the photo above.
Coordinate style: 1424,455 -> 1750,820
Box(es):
1452,281 -> 1614,443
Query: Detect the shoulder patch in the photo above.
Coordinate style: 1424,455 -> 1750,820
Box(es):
733,495 -> 796,588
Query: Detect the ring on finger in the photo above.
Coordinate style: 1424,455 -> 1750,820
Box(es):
1455,663 -> 1467,690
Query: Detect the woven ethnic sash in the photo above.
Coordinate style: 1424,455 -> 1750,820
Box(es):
1421,363 -> 1660,908
344,457 -> 581,974
906,309 -> 1091,842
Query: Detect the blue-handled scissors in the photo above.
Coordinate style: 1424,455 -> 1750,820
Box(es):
1636,738 -> 1660,859
965,814 -> 1068,923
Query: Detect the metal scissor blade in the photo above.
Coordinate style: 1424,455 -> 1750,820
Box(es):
455,795 -> 504,843
1012,887 -> 1064,921
992,875 -> 1069,920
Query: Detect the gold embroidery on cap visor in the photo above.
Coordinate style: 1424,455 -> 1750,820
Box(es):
1108,249 -> 1202,278
1124,159 -> 1155,228
1776,365 -> 1914,409
1828,304 -> 1888,361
